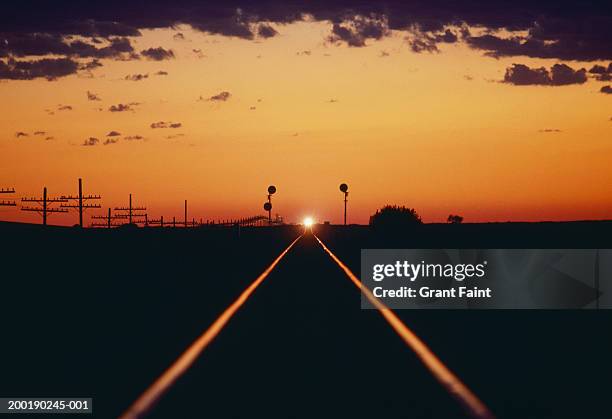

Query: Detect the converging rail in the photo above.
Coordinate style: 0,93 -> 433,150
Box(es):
121,232 -> 494,419
120,235 -> 303,419
313,234 -> 495,419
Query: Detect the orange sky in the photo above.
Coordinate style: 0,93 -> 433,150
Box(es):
1,23 -> 611,225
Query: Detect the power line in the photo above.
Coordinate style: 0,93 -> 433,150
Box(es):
21,187 -> 68,225
60,178 -> 101,227
91,208 -> 123,228
0,187 -> 16,207
114,194 -> 147,225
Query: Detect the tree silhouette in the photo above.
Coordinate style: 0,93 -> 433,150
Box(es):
369,205 -> 422,229
447,214 -> 464,224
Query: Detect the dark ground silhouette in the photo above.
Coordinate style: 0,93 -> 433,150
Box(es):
1,220 -> 611,418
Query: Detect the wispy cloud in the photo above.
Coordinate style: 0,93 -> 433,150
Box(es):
125,73 -> 148,81
204,91 -> 231,102
87,91 -> 101,101
150,121 -> 182,129
82,137 -> 99,146
141,47 -> 175,61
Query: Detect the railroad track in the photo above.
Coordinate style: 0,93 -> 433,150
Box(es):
121,232 -> 494,419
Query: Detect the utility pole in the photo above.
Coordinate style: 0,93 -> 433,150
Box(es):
21,187 -> 68,225
339,183 -> 349,225
114,194 -> 147,225
61,178 -> 101,227
0,187 -> 16,207
91,207 -> 122,228
147,216 -> 165,227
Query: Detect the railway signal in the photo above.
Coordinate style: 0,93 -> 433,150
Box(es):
60,178 -> 101,227
21,187 -> 68,225
339,183 -> 348,225
265,185 -> 276,224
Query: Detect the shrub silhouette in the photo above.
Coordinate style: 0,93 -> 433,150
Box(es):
447,214 -> 464,224
369,205 -> 422,229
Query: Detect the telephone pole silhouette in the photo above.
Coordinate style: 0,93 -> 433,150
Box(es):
0,187 -> 16,207
91,208 -> 122,228
147,216 -> 165,227
61,178 -> 101,227
114,194 -> 147,225
21,187 -> 68,225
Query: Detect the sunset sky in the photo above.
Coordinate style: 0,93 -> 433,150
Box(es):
1,1 -> 611,225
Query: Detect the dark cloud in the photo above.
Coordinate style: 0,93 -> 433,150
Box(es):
0,33 -> 136,60
589,65 -> 608,74
296,50 -> 312,56
601,85 -> 612,94
87,91 -> 101,101
125,73 -> 148,81
258,24 -> 278,39
1,1 -> 611,61
466,24 -> 612,62
328,15 -> 389,47
141,47 -> 175,61
0,57 -> 79,80
503,63 -> 587,86
407,28 -> 458,53
589,63 -> 612,81
108,103 -> 132,112
15,131 -> 28,138
82,137 -> 99,146
107,130 -> 121,136
45,136 -> 54,141
539,128 -> 562,133
103,138 -> 118,145
155,70 -> 168,76
124,135 -> 144,140
33,131 -> 46,135
207,91 -> 231,101
150,121 -> 182,129
550,63 -> 588,85
58,105 -> 73,111
79,59 -> 103,71
173,32 -> 186,41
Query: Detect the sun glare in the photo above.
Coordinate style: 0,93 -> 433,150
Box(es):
303,217 -> 314,227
